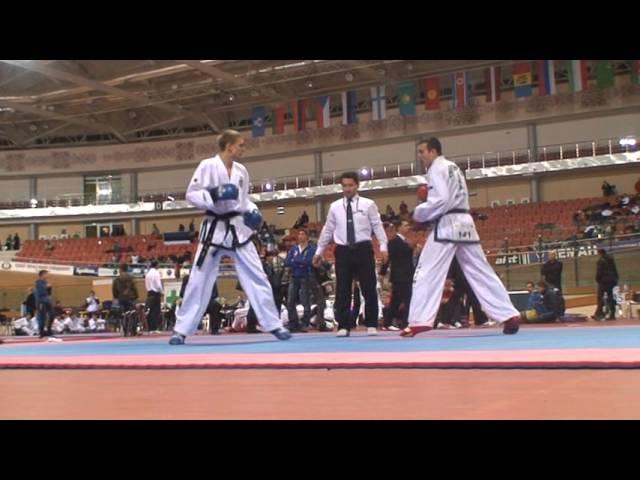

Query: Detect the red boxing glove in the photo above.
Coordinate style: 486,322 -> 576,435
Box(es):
417,185 -> 428,203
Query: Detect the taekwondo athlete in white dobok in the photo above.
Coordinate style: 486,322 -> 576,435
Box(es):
169,130 -> 291,345
400,137 -> 521,337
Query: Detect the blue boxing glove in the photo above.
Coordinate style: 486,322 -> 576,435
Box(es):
243,208 -> 263,230
209,184 -> 239,203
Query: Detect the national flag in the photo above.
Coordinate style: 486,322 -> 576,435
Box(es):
537,60 -> 556,96
272,104 -> 285,135
292,99 -> 307,132
568,60 -> 589,92
370,85 -> 386,120
315,96 -> 330,128
484,66 -> 501,103
452,71 -> 470,109
398,81 -> 416,116
341,91 -> 357,125
631,60 -> 640,85
251,106 -> 266,138
424,77 -> 440,110
512,62 -> 533,97
595,60 -> 615,89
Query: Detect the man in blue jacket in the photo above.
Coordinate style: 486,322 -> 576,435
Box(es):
286,229 -> 316,333
522,280 -> 565,323
34,270 -> 55,338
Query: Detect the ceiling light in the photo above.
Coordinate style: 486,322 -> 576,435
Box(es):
359,166 -> 372,179
345,72 -> 354,82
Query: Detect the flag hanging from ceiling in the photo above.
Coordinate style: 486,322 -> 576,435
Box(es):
568,60 -> 589,92
537,60 -> 556,96
595,60 -> 614,89
292,99 -> 307,131
631,60 -> 640,85
452,71 -> 470,109
341,91 -> 358,125
315,96 -> 330,128
424,77 -> 440,111
370,85 -> 387,120
485,66 -> 501,103
251,106 -> 266,138
272,104 -> 285,135
512,62 -> 533,97
398,82 -> 416,116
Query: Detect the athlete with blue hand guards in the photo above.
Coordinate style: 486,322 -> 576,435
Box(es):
169,130 -> 291,344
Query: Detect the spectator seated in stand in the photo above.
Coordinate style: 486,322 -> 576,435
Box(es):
434,278 -> 464,329
13,316 -> 37,336
602,180 -> 617,197
50,316 -> 66,335
60,309 -> 86,333
520,280 -> 565,323
293,211 -> 310,229
398,201 -> 411,222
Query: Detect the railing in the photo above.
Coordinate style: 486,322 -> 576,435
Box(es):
488,232 -> 640,290
8,231 -> 640,303
0,136 -> 637,210
449,137 -> 638,171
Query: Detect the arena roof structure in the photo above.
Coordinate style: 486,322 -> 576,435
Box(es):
0,59 -> 504,149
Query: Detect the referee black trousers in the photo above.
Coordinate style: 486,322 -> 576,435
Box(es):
334,242 -> 378,331
146,291 -> 162,331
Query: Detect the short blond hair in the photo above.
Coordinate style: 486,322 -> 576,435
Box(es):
218,129 -> 243,151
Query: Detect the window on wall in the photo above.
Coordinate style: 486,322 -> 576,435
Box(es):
84,174 -> 122,205
85,223 -> 126,238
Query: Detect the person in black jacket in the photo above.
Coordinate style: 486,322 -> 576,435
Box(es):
379,220 -> 414,330
23,288 -> 37,319
594,248 -> 619,320
310,254 -> 332,331
179,274 -> 222,334
246,247 -> 287,333
541,251 -> 563,291
521,280 -> 565,323
445,257 -> 488,327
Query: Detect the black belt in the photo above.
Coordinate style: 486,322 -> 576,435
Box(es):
432,208 -> 470,224
442,208 -> 470,216
196,211 -> 254,268
337,240 -> 373,249
433,208 -> 480,244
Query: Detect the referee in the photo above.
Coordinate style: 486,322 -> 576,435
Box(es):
313,171 -> 388,337
144,260 -> 163,333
